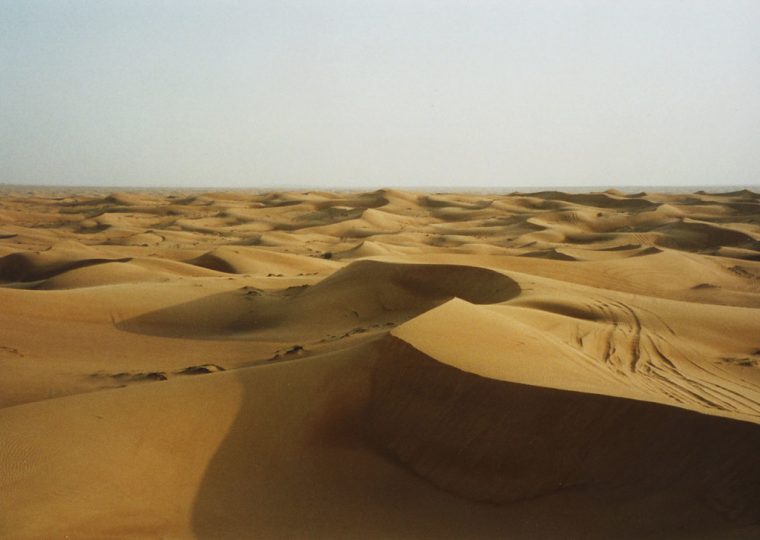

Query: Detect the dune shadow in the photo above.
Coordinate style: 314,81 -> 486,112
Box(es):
188,334 -> 760,538
0,252 -> 132,283
116,261 -> 522,340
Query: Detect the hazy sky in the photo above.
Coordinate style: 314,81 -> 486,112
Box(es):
2,0 -> 759,188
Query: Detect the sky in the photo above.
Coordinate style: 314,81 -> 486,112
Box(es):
1,0 -> 759,189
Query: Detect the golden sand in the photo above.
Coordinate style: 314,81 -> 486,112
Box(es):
1,188 -> 759,539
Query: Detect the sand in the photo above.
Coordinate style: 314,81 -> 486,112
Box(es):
1,187 -> 759,539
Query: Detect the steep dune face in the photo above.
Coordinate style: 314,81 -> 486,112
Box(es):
117,260 -> 520,339
653,220 -> 760,251
370,337 -> 760,521
300,260 -> 520,310
186,246 -> 341,276
1,187 -> 760,539
0,246 -> 130,282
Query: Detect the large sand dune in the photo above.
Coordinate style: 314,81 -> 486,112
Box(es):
1,188 -> 759,539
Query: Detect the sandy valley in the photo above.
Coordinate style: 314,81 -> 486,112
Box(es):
1,187 -> 759,539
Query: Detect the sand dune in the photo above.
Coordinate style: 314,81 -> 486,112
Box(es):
1,187 -> 759,539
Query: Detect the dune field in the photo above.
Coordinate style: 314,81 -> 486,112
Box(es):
1,187 -> 759,539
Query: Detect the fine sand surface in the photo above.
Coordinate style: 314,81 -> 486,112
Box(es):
1,187 -> 759,539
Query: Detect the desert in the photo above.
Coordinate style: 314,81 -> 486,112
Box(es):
1,187 -> 759,539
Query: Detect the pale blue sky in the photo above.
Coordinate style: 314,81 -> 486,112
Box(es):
2,0 -> 759,188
